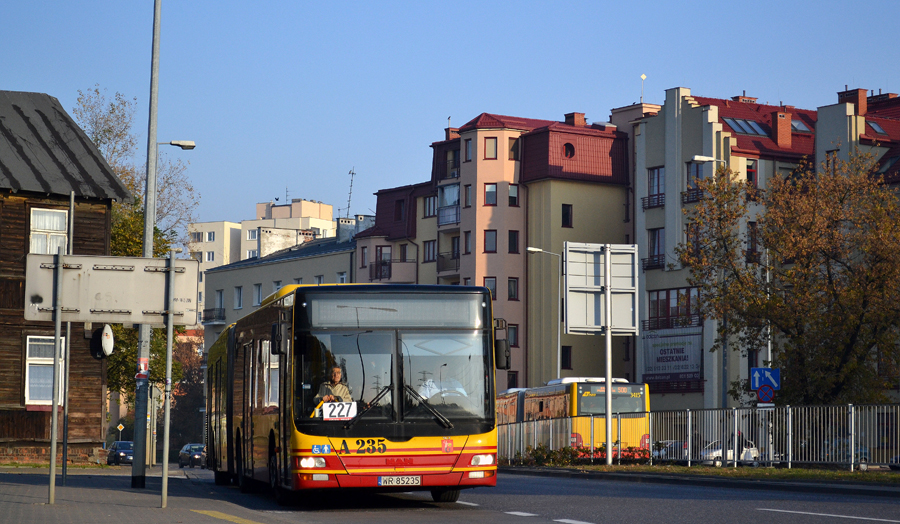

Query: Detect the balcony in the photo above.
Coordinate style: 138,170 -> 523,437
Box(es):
437,252 -> 460,273
681,188 -> 705,204
641,254 -> 665,271
642,314 -> 703,331
202,308 -> 226,324
641,193 -> 665,210
438,205 -> 460,226
441,158 -> 460,180
368,260 -> 416,283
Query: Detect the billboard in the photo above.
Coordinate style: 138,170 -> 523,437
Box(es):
641,327 -> 703,382
564,242 -> 638,335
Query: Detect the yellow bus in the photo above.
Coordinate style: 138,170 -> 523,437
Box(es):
207,284 -> 509,503
500,378 -> 650,457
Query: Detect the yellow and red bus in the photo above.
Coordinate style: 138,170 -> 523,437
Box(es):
207,284 -> 508,503
498,378 -> 650,455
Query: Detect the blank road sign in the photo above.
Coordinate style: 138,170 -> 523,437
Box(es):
564,242 -> 638,335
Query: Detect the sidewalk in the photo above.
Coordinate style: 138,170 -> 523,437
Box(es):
500,466 -> 900,498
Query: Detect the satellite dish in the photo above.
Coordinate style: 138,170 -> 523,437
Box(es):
101,324 -> 115,356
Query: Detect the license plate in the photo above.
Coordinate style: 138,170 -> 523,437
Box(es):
378,475 -> 421,486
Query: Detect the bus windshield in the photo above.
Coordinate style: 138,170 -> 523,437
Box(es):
576,384 -> 646,415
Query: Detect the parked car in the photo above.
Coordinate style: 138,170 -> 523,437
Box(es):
178,443 -> 206,468
106,441 -> 134,466
699,439 -> 760,467
652,440 -> 685,461
889,455 -> 900,471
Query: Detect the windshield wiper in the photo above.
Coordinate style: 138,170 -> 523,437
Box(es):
343,385 -> 392,430
405,385 -> 453,429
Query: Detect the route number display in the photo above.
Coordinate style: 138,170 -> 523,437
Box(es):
322,402 -> 357,421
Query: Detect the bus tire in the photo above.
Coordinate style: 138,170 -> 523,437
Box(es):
431,489 -> 460,503
214,470 -> 230,485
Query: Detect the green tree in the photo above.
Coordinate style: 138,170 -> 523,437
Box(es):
676,152 -> 900,405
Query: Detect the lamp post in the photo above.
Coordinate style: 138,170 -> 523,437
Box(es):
691,155 -> 729,408
527,247 -> 562,380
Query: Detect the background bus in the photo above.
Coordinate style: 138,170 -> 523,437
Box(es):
498,378 -> 649,456
207,284 -> 509,503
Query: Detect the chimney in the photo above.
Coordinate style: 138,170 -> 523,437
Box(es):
837,88 -> 867,116
565,112 -> 586,127
772,111 -> 791,149
445,127 -> 460,140
732,94 -> 758,104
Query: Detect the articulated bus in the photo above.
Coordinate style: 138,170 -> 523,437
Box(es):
497,378 -> 650,453
207,284 -> 509,503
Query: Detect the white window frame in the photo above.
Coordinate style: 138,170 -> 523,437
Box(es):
206,231 -> 216,242
293,278 -> 303,285
314,275 -> 324,285
336,272 -> 347,284
29,208 -> 68,255
247,249 -> 258,259
25,335 -> 65,405
206,251 -> 215,262
247,229 -> 258,241
273,280 -> 282,293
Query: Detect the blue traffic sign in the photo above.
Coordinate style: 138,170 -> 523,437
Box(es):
751,367 -> 780,391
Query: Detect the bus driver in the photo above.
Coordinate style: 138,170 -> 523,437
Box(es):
314,366 -> 352,404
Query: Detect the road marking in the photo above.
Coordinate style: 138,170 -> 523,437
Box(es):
192,510 -> 265,524
759,509 -> 900,523
554,520 -> 595,524
506,511 -> 538,517
456,501 -> 479,506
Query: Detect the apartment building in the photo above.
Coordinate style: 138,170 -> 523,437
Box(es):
356,112 -> 632,389
631,86 -> 900,410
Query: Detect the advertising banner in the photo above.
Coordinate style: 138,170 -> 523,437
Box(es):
641,327 -> 703,382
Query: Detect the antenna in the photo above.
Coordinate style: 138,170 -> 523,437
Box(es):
346,168 -> 355,218
285,186 -> 289,203
640,74 -> 647,104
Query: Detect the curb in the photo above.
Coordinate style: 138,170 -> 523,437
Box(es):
499,467 -> 900,498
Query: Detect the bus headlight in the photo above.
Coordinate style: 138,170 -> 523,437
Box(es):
470,454 -> 495,466
299,457 -> 326,468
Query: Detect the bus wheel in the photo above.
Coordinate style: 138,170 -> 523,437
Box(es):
237,448 -> 252,493
431,489 -> 460,503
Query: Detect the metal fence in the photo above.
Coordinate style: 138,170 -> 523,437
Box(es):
498,404 -> 900,471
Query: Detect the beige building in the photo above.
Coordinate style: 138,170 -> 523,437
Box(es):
356,112 -> 635,389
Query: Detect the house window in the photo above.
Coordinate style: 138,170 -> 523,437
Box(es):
563,143 -> 575,158
465,139 -> 472,162
484,277 -> 497,300
464,185 -> 472,207
508,230 -> 519,254
424,195 -> 437,217
484,183 -> 497,206
649,228 -> 665,257
247,250 -> 258,258
723,117 -> 767,136
484,230 -> 497,253
336,272 -> 347,284
206,251 -> 215,262
206,231 -> 215,242
294,278 -> 302,285
314,275 -> 324,285
791,119 -> 811,132
247,229 -> 258,241
508,137 -> 519,160
394,200 -> 406,221
867,120 -> 886,135
648,287 -> 700,329
648,167 -> 665,199
273,280 -> 282,292
253,283 -> 262,305
360,246 -> 368,267
450,237 -> 460,259
562,204 -> 573,228
214,289 -> 224,309
198,291 -> 203,303
190,232 -> 203,243
484,137 -> 497,160
234,286 -> 243,309
29,208 -> 67,254
463,277 -> 471,286
746,160 -> 758,187
508,277 -> 519,300
509,184 -> 519,207
561,346 -> 572,370
687,162 -> 703,189
25,336 -> 65,405
464,231 -> 471,254
507,371 -> 518,390
423,240 -> 437,262
508,324 -> 519,347
399,244 -> 408,262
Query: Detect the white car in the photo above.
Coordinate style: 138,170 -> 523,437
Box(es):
699,439 -> 760,467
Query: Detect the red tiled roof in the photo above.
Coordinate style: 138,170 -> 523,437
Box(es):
861,115 -> 900,145
868,95 -> 900,120
458,113 -> 558,133
692,97 -> 818,159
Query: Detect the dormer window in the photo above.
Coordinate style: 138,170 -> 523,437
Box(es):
868,121 -> 887,135
723,118 -> 767,136
791,120 -> 811,132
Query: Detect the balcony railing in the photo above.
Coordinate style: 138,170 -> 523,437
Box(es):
642,254 -> 665,271
368,260 -> 416,283
437,252 -> 460,272
438,205 -> 460,226
202,308 -> 226,323
641,193 -> 665,209
681,188 -> 705,204
441,158 -> 460,180
642,314 -> 703,331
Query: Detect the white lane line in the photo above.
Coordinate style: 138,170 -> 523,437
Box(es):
759,508 -> 900,523
456,501 -> 479,506
505,511 -> 538,517
554,519 -> 595,524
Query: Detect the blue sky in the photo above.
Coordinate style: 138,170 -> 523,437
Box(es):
5,1 -> 898,222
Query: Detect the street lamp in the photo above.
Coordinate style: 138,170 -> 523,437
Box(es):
527,247 -> 562,380
164,140 -> 196,150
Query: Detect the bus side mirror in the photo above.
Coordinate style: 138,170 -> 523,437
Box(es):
271,323 -> 284,355
495,339 -> 510,370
